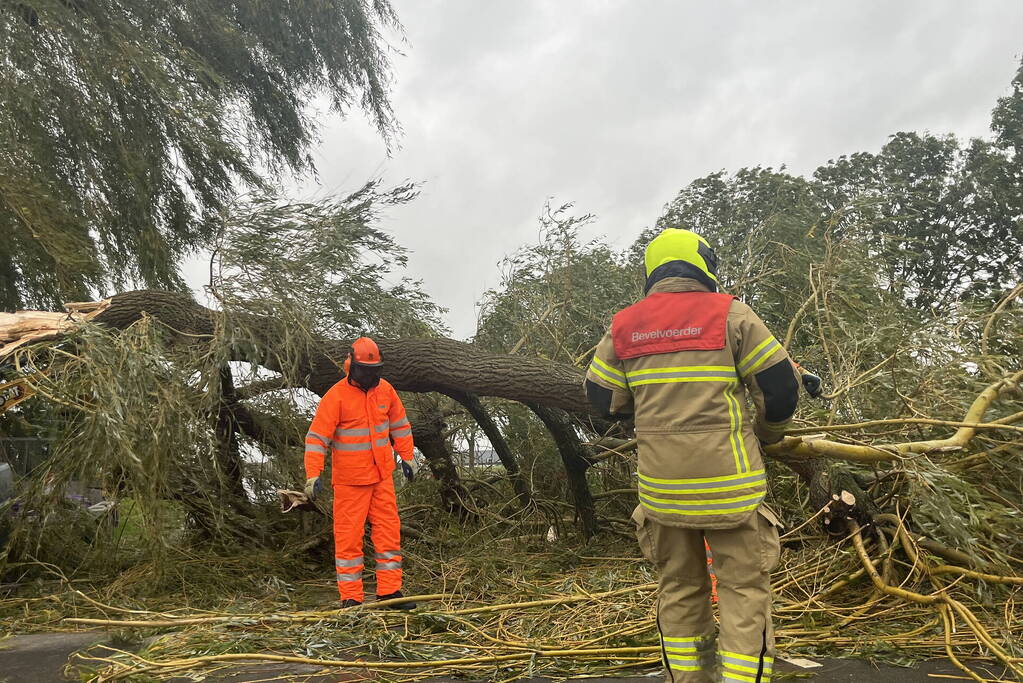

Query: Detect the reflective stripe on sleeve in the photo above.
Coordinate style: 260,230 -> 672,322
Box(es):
589,355 -> 627,388
390,417 -> 410,429
390,427 -> 412,438
306,430 -> 332,447
374,437 -> 389,448
304,443 -> 328,455
739,336 -> 782,377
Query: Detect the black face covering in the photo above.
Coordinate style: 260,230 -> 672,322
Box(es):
348,362 -> 382,391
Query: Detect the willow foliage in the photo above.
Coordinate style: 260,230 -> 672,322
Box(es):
0,0 -> 399,309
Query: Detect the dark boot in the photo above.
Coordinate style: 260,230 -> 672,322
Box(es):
340,598 -> 363,608
377,590 -> 416,610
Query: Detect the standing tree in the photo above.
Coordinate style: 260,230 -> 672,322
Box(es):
0,0 -> 400,309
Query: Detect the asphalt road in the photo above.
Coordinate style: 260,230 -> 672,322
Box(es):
0,632 -> 1006,682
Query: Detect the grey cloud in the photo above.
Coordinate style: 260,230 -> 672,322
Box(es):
262,1 -> 1023,337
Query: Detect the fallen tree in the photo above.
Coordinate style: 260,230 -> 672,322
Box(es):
3,288 -> 1021,546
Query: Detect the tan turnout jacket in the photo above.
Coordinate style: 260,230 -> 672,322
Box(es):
586,277 -> 797,529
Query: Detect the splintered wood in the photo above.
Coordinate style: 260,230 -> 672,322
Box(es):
0,299 -> 109,359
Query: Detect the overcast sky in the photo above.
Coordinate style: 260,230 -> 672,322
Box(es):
268,1 -> 1023,339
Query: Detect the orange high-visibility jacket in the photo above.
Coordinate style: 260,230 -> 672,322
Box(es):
304,377 -> 414,486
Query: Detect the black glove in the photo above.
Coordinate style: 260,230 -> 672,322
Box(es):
401,460 -> 415,482
800,371 -> 823,399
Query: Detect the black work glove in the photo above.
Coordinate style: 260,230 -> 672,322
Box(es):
801,371 -> 823,399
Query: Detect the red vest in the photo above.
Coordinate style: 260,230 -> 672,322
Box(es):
612,292 -> 734,359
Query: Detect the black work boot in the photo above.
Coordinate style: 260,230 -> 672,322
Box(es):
376,590 -> 416,610
339,598 -> 363,608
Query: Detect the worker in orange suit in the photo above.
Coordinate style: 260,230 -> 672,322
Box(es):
302,337 -> 419,608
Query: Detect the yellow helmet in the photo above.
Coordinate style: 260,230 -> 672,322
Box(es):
643,228 -> 719,291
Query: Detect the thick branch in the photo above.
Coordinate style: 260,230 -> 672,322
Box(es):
530,404 -> 598,538
85,290 -> 589,410
450,392 -> 532,507
768,367 -> 1023,462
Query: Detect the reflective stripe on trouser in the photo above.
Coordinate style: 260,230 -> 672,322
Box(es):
632,504 -> 780,683
332,476 -> 403,601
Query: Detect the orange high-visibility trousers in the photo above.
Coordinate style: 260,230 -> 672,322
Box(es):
332,475 -> 403,602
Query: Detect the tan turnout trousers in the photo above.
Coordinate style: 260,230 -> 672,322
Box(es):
634,504 -> 781,683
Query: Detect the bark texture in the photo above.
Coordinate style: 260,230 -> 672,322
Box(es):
91,290 -> 589,410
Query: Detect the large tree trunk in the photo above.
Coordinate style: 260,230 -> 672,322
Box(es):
782,458 -> 876,535
90,290 -> 589,411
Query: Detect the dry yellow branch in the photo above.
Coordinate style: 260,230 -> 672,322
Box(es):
64,594 -> 447,628
444,583 -> 657,615
88,645 -> 662,681
769,368 -> 1023,463
847,520 -> 1023,679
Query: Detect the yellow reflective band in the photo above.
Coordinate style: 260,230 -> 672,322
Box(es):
723,381 -> 750,472
744,342 -> 780,376
663,645 -> 698,653
591,355 -> 626,381
626,364 -> 735,377
721,651 -> 775,664
739,337 -> 782,377
639,478 -> 765,495
639,490 -> 764,516
642,490 -> 764,506
589,362 -> 627,389
723,661 -> 763,674
628,375 -> 738,388
639,468 -> 766,485
738,336 -> 775,370
722,673 -> 758,683
641,498 -> 762,516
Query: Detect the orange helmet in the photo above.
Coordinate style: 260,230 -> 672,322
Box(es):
343,336 -> 383,375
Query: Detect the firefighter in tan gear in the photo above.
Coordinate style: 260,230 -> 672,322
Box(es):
585,228 -> 800,683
